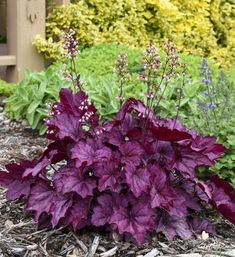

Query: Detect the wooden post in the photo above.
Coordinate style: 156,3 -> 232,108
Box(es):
6,0 -> 45,82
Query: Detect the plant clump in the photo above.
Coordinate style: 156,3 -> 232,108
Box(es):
0,33 -> 235,245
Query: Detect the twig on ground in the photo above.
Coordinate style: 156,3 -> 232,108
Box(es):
86,236 -> 100,257
72,232 -> 88,253
100,246 -> 118,257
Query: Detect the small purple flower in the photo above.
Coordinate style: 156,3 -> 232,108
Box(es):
205,103 -> 217,109
63,28 -> 80,59
201,78 -> 211,84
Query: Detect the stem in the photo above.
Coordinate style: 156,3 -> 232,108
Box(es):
174,87 -> 183,128
71,56 -> 82,92
150,58 -> 170,114
119,79 -> 124,107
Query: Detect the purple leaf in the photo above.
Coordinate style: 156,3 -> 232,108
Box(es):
116,98 -> 151,122
194,179 -> 212,202
166,195 -> 188,218
50,193 -> 73,227
110,201 -> 155,245
125,167 -> 150,197
120,142 -> 143,169
94,162 -> 122,192
209,180 -> 235,225
149,165 -> 175,208
50,113 -> 85,141
53,166 -> 96,198
91,194 -> 128,227
23,140 -> 69,178
0,160 -> 37,200
27,179 -> 55,220
152,141 -> 175,167
71,139 -> 111,168
190,217 -> 215,235
173,144 -> 213,178
157,214 -> 192,240
65,196 -> 91,229
23,155 -> 51,178
192,136 -> 225,162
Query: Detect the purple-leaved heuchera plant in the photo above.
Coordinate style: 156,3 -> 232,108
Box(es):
0,29 -> 234,245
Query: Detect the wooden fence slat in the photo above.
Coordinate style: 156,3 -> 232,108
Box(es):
5,0 -> 45,82
0,55 -> 16,66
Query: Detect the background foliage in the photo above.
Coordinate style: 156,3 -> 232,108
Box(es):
34,0 -> 235,66
4,64 -> 71,135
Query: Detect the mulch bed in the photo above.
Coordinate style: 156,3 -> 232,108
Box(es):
0,108 -> 234,257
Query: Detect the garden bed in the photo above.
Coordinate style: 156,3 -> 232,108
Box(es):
0,107 -> 235,257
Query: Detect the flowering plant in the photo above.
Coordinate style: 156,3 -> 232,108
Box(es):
0,30 -> 234,245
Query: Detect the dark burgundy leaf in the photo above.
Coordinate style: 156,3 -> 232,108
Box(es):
0,160 -> 37,200
173,144 -> 213,178
125,167 -> 150,197
91,194 -> 128,227
110,201 -> 155,245
209,181 -> 235,225
190,217 -> 215,235
156,214 -> 192,240
53,166 -> 96,198
65,196 -> 91,229
94,162 -> 122,192
50,193 -> 73,227
120,141 -> 143,169
71,139 -> 111,168
27,179 -> 55,220
210,174 -> 235,200
150,125 -> 192,141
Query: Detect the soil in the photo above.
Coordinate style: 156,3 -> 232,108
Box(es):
0,107 -> 234,257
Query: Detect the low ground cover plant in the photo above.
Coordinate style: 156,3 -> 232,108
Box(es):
0,80 -> 16,97
0,32 -> 234,245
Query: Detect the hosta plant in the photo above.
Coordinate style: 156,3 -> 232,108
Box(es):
0,32 -> 234,245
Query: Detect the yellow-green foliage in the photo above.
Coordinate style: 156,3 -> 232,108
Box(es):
34,0 -> 235,66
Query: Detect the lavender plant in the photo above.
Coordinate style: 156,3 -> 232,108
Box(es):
186,59 -> 235,186
0,31 -> 234,246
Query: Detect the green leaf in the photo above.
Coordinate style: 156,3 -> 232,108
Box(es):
32,112 -> 42,129
27,101 -> 41,114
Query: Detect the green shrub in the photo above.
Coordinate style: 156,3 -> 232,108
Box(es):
34,0 -> 235,66
0,80 -> 16,97
4,63 -> 71,135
